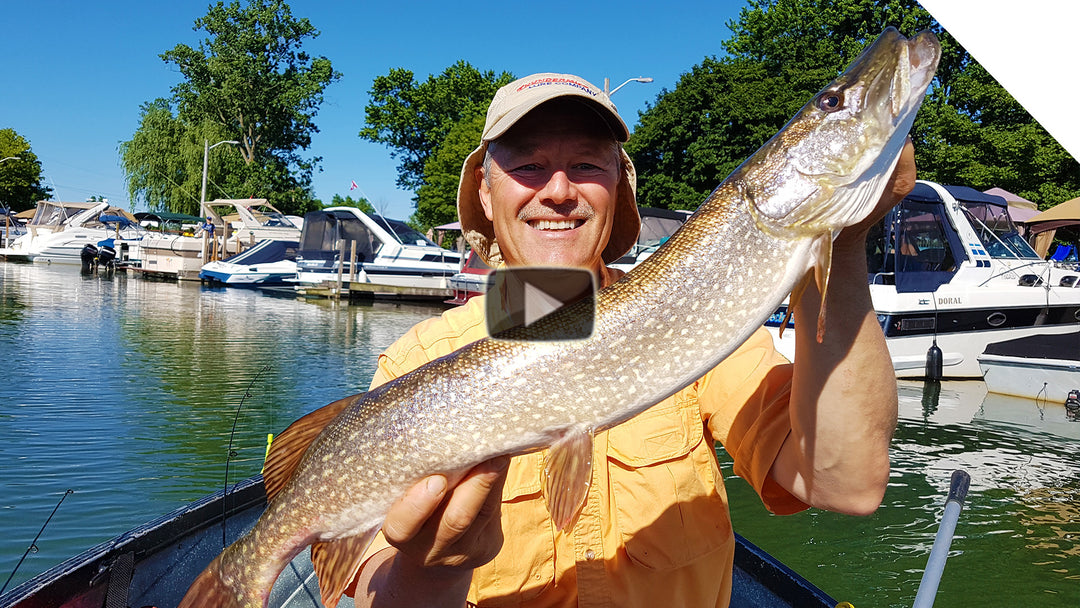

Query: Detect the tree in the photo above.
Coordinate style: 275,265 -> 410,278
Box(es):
120,0 -> 340,216
0,128 -> 51,211
360,61 -> 514,226
327,193 -> 374,214
628,0 -> 1079,210
412,112 -> 487,229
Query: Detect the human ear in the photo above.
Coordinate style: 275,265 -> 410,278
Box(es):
476,165 -> 495,222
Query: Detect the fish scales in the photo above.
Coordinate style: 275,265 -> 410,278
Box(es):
179,27 -> 941,608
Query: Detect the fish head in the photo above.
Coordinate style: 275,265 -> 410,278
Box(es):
744,27 -> 941,236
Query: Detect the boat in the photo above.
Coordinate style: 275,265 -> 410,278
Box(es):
0,207 -> 26,249
0,201 -> 144,266
610,206 -> 693,273
444,206 -> 691,306
978,331 -> 1080,402
199,239 -> 300,287
0,475 -> 837,608
136,199 -> 301,281
446,249 -> 494,305
294,207 -> 461,300
768,180 -> 1080,378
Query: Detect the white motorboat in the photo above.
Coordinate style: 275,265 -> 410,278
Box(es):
1,207 -> 26,248
0,201 -> 144,265
978,332 -> 1080,402
294,207 -> 461,299
444,207 -> 691,306
768,180 -> 1080,378
137,199 -> 301,280
198,239 -> 299,287
610,206 -> 693,273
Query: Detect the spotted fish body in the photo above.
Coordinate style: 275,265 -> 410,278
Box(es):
180,27 -> 940,608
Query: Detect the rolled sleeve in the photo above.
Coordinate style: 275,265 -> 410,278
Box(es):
699,328 -> 808,515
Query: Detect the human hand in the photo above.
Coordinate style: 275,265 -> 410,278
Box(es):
382,456 -> 510,573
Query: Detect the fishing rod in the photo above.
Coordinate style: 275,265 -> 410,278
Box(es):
1,489 -> 74,595
911,469 -> 971,608
223,365 -> 271,547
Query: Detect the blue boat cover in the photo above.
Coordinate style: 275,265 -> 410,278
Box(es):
221,239 -> 299,265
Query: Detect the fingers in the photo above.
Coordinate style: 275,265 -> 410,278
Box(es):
438,456 -> 510,541
885,137 -> 917,205
382,475 -> 449,544
382,456 -> 510,571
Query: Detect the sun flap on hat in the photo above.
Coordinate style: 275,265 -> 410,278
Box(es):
457,73 -> 640,267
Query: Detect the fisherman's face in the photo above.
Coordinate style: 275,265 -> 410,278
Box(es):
477,101 -> 620,273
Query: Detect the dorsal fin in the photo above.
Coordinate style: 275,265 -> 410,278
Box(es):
262,393 -> 360,501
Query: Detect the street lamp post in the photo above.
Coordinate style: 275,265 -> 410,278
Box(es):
200,139 -> 239,263
0,156 -> 20,163
200,140 -> 239,219
603,77 -> 654,96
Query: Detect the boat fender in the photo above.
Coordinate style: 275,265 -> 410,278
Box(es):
925,340 -> 943,381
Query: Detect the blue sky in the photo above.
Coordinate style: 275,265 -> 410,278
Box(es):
0,1 -> 750,220
5,2 -> 1076,221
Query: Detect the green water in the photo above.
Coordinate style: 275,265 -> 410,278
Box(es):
720,381 -> 1080,607
0,261 -> 1077,606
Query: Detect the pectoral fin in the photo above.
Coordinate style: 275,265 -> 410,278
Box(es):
782,234 -> 833,343
813,234 -> 834,343
542,428 -> 594,531
311,526 -> 381,608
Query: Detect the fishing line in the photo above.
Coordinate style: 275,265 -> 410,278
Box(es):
222,365 -> 271,548
1,489 -> 73,595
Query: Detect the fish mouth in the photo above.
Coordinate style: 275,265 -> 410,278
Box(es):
526,218 -> 587,231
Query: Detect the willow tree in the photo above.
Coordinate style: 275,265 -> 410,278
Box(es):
120,0 -> 340,216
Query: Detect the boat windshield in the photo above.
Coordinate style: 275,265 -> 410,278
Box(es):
379,217 -> 438,247
960,202 -> 1041,260
248,205 -> 298,229
29,202 -> 91,226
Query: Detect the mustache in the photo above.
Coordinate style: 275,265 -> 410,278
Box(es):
516,202 -> 595,222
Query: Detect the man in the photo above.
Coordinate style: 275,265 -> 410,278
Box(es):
348,73 -> 913,607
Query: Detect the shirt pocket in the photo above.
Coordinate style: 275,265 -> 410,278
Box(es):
606,400 -> 732,570
470,451 -> 557,606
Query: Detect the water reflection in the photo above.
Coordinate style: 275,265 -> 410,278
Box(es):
0,262 -> 444,589
723,378 -> 1079,607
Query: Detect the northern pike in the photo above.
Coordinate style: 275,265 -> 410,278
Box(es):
180,27 -> 940,608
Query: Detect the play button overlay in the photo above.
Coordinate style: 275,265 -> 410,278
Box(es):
485,267 -> 596,341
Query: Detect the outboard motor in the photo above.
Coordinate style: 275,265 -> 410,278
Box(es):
1065,390 -> 1080,420
80,243 -> 99,274
97,243 -> 117,270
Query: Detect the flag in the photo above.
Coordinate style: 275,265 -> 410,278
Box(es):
349,180 -> 358,191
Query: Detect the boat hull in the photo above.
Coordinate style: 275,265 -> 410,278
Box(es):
0,476 -> 836,608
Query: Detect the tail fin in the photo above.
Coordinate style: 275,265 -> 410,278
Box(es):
178,553 -> 260,608
311,528 -> 381,608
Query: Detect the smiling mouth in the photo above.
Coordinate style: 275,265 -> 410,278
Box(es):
528,219 -> 585,231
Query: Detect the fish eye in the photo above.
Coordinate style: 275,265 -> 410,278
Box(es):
817,90 -> 844,112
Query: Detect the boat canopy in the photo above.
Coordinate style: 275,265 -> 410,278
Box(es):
868,184 -> 967,293
220,239 -> 299,265
298,210 -> 380,269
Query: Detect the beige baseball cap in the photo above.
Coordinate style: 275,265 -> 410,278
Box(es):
457,73 -> 640,266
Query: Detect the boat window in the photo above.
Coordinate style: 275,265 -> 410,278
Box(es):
378,217 -> 438,247
867,200 -> 964,292
961,202 -> 1041,260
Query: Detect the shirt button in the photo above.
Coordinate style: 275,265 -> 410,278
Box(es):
585,549 -> 596,560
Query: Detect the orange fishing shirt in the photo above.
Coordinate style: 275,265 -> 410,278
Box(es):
359,294 -> 808,607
